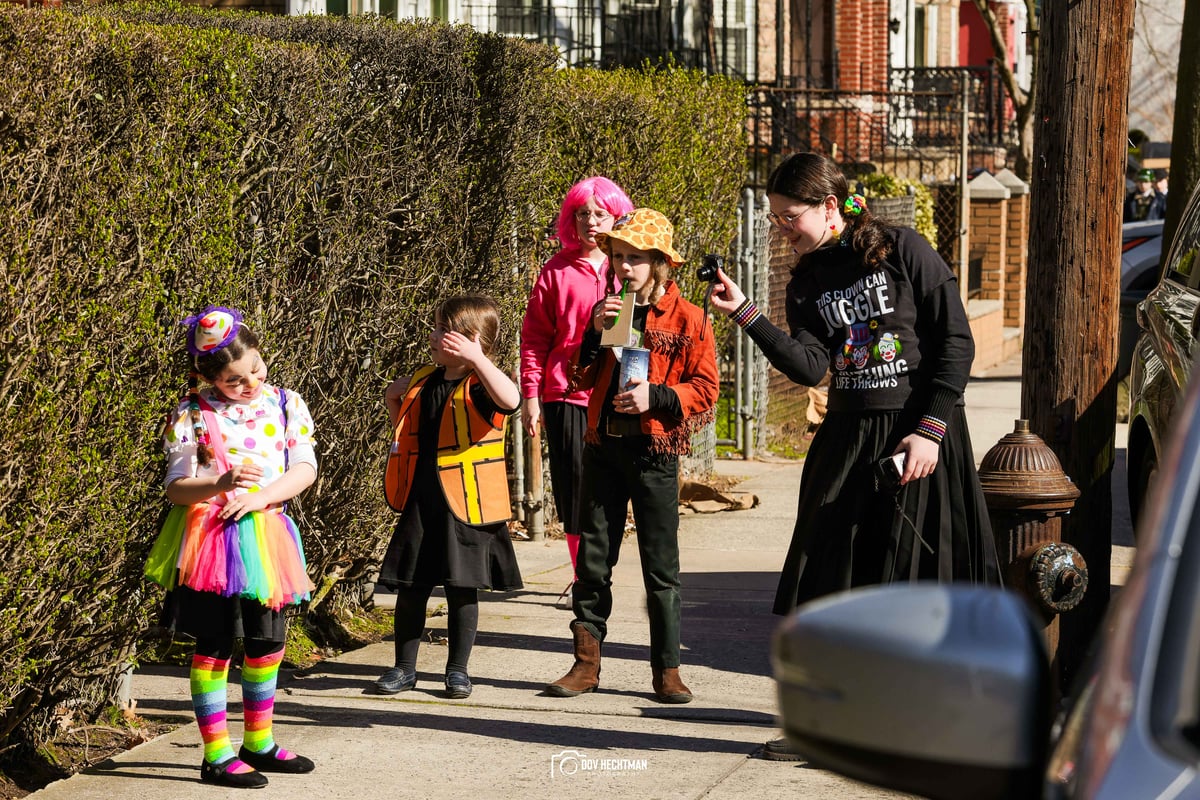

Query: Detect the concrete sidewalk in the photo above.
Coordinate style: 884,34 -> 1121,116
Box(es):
27,358 -> 1132,800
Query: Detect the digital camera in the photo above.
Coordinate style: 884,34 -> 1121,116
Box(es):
696,254 -> 722,283
873,452 -> 907,494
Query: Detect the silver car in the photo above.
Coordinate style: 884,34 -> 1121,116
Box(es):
774,362 -> 1200,798
1118,219 -> 1164,379
1127,180 -> 1200,528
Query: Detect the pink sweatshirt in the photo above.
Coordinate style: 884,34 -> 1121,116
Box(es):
520,249 -> 618,406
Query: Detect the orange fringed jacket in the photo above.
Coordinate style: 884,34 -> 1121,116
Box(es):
384,365 -> 512,525
570,281 -> 719,455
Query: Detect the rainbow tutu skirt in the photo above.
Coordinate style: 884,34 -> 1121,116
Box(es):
145,504 -> 314,611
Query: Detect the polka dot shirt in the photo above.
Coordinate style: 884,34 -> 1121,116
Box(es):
164,384 -> 317,492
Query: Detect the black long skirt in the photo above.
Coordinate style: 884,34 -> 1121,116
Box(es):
773,405 -> 1001,615
542,400 -> 587,535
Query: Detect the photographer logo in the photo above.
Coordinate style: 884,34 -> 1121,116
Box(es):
550,749 -> 648,778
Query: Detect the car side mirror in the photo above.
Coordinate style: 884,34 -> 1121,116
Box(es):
774,584 -> 1051,800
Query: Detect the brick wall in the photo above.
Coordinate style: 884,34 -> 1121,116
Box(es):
1003,192 -> 1027,329
834,0 -> 890,92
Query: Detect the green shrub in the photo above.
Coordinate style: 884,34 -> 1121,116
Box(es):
855,171 -> 938,246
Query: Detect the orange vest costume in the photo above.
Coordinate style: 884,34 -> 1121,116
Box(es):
384,366 -> 512,525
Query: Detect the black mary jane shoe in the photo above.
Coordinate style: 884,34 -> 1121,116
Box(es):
373,666 -> 417,694
238,744 -> 316,774
200,757 -> 269,788
444,670 -> 473,699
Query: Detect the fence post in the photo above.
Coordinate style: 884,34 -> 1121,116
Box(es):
523,424 -> 544,541
732,199 -> 744,453
513,411 -> 526,526
740,188 -> 757,459
958,71 -> 971,302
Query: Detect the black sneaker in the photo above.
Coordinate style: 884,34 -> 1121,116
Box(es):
200,757 -> 269,788
237,744 -> 315,774
373,667 -> 417,694
445,671 -> 473,699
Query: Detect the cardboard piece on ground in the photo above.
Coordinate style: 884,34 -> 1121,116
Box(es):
678,479 -> 760,513
600,290 -> 636,347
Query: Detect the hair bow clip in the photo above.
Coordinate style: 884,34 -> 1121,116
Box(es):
843,194 -> 867,216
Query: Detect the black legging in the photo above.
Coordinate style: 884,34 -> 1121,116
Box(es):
392,585 -> 478,675
195,637 -> 284,661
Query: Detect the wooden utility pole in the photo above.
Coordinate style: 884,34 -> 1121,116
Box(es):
1023,0 -> 1134,690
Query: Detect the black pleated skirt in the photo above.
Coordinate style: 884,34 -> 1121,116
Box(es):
377,465 -> 524,592
159,586 -> 287,643
773,405 -> 1001,615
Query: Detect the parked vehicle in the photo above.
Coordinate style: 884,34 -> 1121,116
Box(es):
1127,180 -> 1200,528
1117,219 -> 1163,379
773,355 -> 1200,799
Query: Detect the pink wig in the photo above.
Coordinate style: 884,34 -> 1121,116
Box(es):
555,176 -> 635,252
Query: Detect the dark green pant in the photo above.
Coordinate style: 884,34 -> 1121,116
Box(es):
572,434 -> 682,668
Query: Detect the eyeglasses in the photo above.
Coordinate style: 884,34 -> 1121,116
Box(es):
575,208 -> 613,223
766,206 -> 818,228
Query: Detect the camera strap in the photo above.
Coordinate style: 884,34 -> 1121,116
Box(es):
888,490 -> 934,555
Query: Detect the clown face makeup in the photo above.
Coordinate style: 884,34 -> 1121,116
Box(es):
214,348 -> 267,404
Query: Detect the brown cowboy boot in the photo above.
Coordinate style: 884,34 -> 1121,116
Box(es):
545,623 -> 601,697
652,666 -> 693,704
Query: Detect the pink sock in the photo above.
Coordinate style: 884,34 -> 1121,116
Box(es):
565,533 -> 580,576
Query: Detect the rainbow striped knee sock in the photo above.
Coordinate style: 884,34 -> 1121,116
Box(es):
191,654 -> 254,773
241,648 -> 298,761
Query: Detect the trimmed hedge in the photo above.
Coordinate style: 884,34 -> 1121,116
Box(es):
0,3 -> 746,752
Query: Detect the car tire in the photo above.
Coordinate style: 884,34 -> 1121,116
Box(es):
1131,445 -> 1159,541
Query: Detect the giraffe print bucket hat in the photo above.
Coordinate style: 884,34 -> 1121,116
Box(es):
595,208 -> 685,268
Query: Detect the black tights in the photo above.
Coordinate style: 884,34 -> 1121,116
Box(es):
195,637 -> 283,660
392,585 -> 478,675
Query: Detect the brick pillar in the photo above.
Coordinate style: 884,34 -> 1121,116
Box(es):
995,168 -> 1030,332
967,171 -> 1011,302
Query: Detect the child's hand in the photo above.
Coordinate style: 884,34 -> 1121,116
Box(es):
708,267 -> 747,315
440,330 -> 485,367
614,378 -> 651,415
218,489 -> 271,521
522,397 -> 541,438
218,464 -> 263,494
385,376 -> 411,404
592,294 -> 625,332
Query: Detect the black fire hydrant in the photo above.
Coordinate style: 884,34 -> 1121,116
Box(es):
978,419 -> 1085,659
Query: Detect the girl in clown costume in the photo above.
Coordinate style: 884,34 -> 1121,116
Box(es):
145,306 -> 317,789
